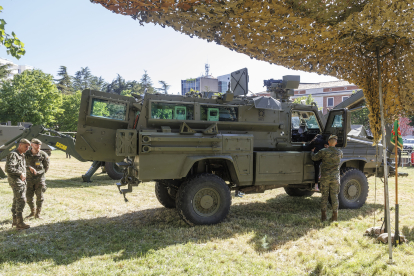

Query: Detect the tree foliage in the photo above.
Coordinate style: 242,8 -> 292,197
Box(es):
91,0 -> 414,141
56,91 -> 81,132
0,6 -> 25,59
292,94 -> 316,105
72,67 -> 107,92
55,66 -> 73,94
0,63 -> 11,80
158,80 -> 170,94
139,70 -> 155,94
104,74 -> 141,95
0,69 -> 62,126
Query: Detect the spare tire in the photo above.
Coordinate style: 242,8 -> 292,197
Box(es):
105,162 -> 124,180
284,187 -> 314,197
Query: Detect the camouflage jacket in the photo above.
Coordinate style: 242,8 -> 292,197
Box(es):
311,146 -> 343,178
25,149 -> 49,181
5,149 -> 26,185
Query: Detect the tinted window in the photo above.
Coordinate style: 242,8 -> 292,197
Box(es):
200,105 -> 238,122
151,102 -> 194,120
90,98 -> 127,121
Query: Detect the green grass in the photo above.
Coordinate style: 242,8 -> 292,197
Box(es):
0,151 -> 413,275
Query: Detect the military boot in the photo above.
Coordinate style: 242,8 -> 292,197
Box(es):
16,213 -> 30,230
321,210 -> 327,222
35,207 -> 42,219
25,207 -> 35,219
331,211 -> 338,222
12,215 -> 17,228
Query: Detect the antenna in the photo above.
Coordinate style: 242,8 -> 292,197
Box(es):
205,63 -> 210,77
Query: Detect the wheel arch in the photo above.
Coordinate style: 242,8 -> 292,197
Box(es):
340,158 -> 367,173
179,155 -> 241,184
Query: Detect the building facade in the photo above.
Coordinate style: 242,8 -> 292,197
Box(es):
217,74 -> 230,93
291,81 -> 359,114
0,57 -> 34,79
181,74 -> 231,95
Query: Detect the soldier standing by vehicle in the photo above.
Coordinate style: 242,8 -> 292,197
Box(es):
5,138 -> 31,230
311,135 -> 343,222
25,138 -> 50,219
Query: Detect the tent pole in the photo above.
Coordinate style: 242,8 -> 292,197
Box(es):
395,119 -> 400,246
377,46 -> 393,262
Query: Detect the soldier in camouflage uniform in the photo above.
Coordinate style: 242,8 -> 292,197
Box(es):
5,138 -> 31,230
25,138 -> 50,219
311,135 -> 343,222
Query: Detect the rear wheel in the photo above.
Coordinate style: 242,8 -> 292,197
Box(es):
338,167 -> 368,209
155,181 -> 178,209
176,173 -> 231,226
284,187 -> 315,197
105,162 -> 124,180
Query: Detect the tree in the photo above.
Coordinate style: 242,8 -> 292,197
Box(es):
158,80 -> 170,94
55,66 -> 73,94
139,70 -> 155,94
0,6 -> 25,59
293,94 -> 316,105
0,63 -> 11,80
55,91 -> 81,132
0,69 -> 62,126
72,67 -> 107,92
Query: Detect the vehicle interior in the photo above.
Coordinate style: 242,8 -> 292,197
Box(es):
291,110 -> 321,143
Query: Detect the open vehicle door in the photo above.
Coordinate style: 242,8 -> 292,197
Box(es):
323,108 -> 349,147
75,89 -> 137,162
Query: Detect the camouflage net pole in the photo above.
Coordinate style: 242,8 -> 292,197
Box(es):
377,46 -> 392,262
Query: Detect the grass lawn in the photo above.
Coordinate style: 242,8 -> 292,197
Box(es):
1,150 -> 413,275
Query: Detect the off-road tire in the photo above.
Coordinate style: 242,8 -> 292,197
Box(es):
284,187 -> 315,197
155,181 -> 176,209
176,173 -> 231,226
105,162 -> 124,180
338,167 -> 369,209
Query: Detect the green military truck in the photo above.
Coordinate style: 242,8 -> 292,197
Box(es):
0,124 -> 52,156
74,69 -> 383,226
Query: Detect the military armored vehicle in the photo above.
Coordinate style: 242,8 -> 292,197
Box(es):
0,124 -> 52,156
73,68 -> 381,226
0,125 -> 123,181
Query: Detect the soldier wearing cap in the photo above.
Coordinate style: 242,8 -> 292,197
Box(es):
5,138 -> 31,230
25,138 -> 50,219
311,134 -> 343,222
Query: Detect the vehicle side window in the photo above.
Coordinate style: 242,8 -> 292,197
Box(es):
331,115 -> 343,127
151,102 -> 194,120
90,98 -> 127,121
200,105 -> 238,122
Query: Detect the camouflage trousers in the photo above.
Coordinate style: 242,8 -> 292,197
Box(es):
26,180 -> 46,209
320,176 -> 340,211
9,180 -> 27,215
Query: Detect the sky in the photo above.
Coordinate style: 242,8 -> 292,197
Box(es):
0,0 -> 339,94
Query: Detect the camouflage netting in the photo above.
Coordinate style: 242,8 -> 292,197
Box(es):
91,0 -> 414,141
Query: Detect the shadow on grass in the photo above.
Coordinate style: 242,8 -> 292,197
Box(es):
0,194 -> 383,266
46,173 -> 117,188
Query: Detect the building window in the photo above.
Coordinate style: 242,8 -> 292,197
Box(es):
327,97 -> 334,107
342,96 -> 349,102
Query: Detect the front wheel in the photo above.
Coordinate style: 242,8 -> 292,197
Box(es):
176,173 -> 231,226
338,168 -> 369,209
